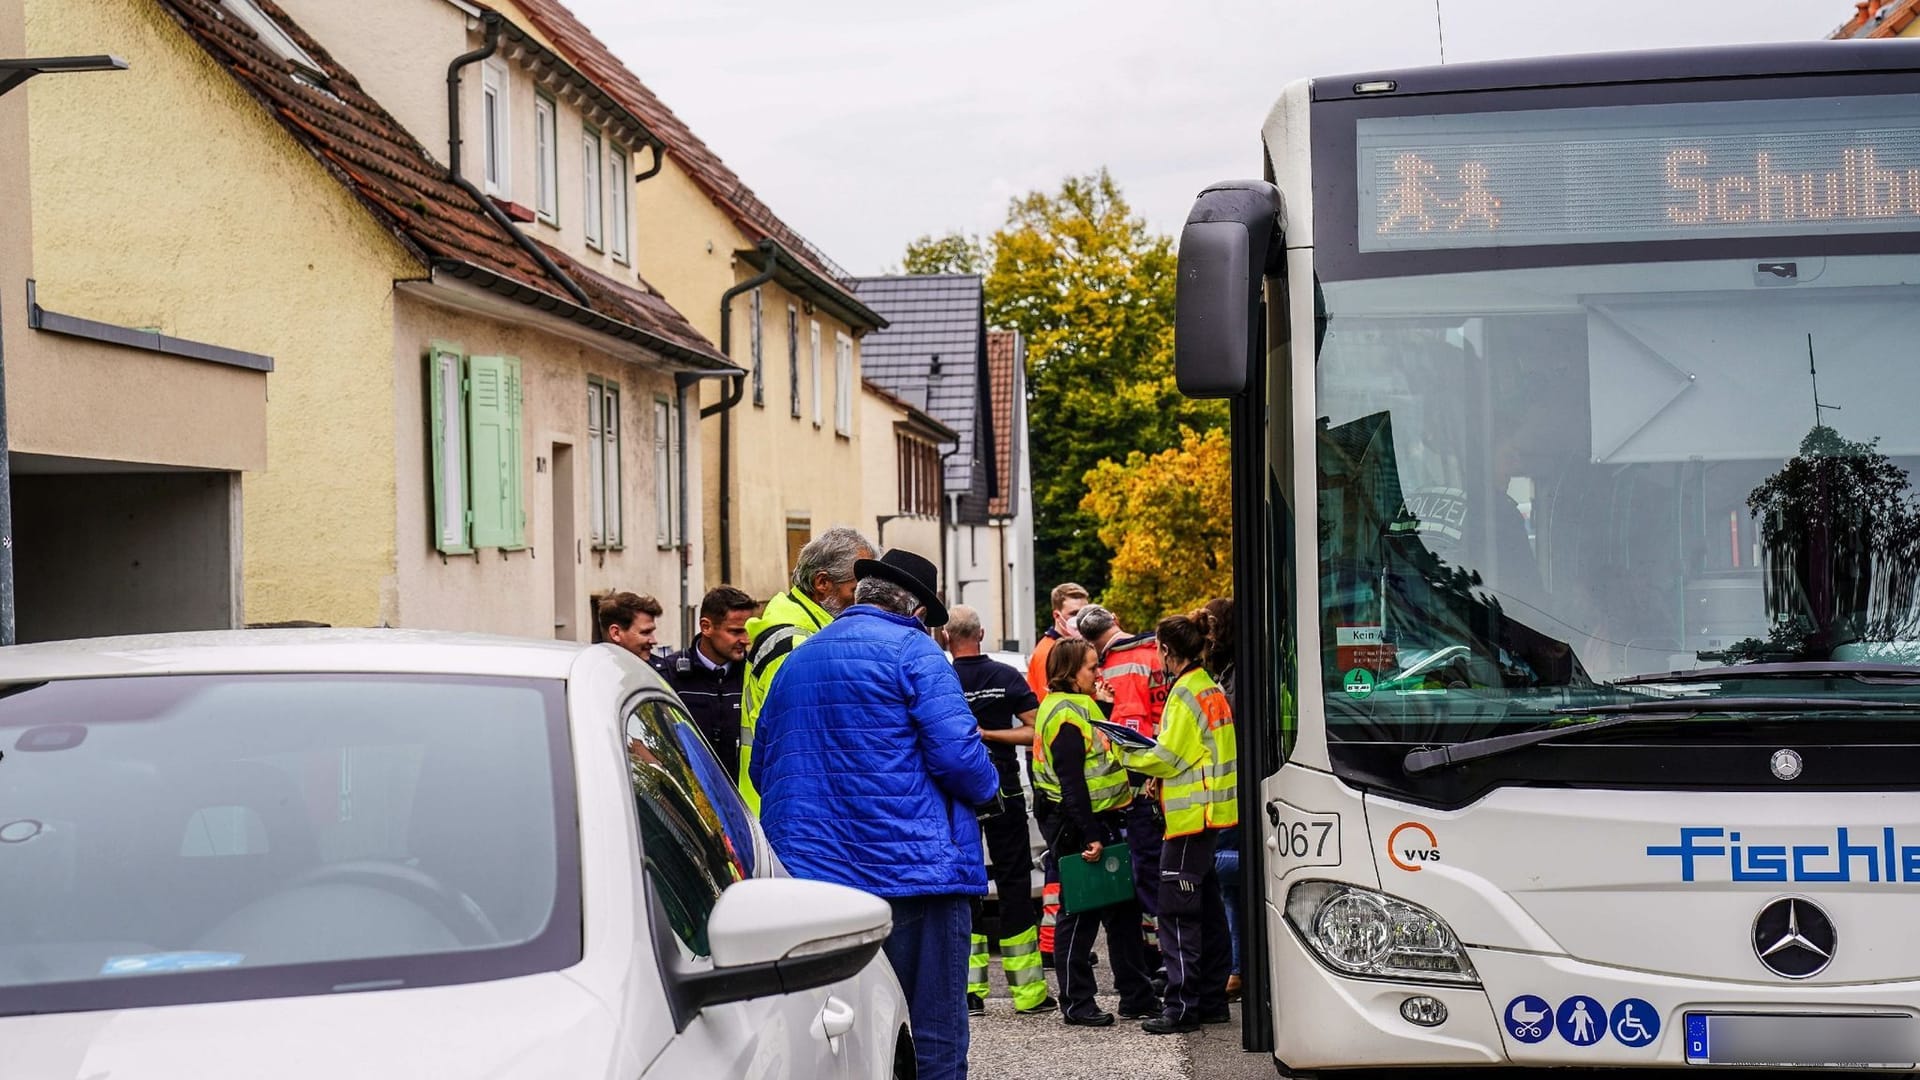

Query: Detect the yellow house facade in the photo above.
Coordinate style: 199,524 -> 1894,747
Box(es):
495,0 -> 890,602
860,381 -> 952,563
21,0 -> 735,643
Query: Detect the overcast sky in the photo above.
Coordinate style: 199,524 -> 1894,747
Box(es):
567,0 -> 1839,275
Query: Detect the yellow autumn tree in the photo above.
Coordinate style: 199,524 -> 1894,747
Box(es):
1080,426 -> 1233,631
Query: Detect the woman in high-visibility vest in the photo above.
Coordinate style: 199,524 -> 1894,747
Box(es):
1031,638 -> 1161,1028
1119,611 -> 1238,1034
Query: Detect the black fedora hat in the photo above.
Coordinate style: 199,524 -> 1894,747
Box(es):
853,549 -> 949,627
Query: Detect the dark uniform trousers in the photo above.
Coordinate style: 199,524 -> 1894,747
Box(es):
1155,830 -> 1232,1023
1051,812 -> 1158,1021
974,786 -> 1038,939
1125,788 -> 1166,967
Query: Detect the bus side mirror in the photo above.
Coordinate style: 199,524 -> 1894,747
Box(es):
1174,180 -> 1286,398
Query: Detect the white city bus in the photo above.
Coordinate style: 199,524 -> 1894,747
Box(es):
1177,40 -> 1920,1074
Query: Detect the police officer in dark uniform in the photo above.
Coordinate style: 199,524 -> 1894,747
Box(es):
945,605 -> 1055,1016
658,586 -> 756,775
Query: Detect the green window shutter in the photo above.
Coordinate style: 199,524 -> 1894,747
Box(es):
427,343 -> 471,554
504,356 -> 526,549
467,354 -> 516,549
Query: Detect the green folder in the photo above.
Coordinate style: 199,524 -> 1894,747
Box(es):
1058,841 -> 1134,915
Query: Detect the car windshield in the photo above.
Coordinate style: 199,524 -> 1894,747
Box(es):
1315,251 -> 1920,744
0,673 -> 579,1016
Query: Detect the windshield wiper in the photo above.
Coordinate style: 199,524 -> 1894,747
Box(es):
1401,697 -> 1920,775
1616,662 -> 1920,687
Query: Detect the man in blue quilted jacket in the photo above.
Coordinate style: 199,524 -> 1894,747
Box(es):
752,548 -> 1000,1080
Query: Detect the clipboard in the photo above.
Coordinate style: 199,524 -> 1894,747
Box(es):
1058,840 -> 1134,915
1090,719 -> 1157,751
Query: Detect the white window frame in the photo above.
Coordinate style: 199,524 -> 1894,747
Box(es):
582,128 -> 603,250
654,397 -> 681,548
750,287 -> 765,408
834,332 -> 854,436
533,94 -> 557,224
609,145 -> 631,264
435,349 -> 467,550
810,320 -> 822,427
589,379 -> 622,549
481,60 -> 509,198
220,0 -> 324,75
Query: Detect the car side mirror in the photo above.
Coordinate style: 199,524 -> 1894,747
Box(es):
671,877 -> 892,1015
1174,180 -> 1286,398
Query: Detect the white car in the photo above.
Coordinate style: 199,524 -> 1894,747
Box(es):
0,629 -> 910,1079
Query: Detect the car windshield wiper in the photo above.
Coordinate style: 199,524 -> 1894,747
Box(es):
1401,697 -> 1920,775
1616,662 -> 1920,687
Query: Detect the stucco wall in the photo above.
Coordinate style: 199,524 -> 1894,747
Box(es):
859,389 -> 941,562
393,293 -> 694,645
26,0 -> 421,629
703,273 -> 867,599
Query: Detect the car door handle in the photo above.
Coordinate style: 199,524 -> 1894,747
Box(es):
817,995 -> 856,1040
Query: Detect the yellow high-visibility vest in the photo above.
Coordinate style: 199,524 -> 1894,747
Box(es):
737,587 -> 832,812
1031,693 -> 1133,815
1120,667 -> 1238,837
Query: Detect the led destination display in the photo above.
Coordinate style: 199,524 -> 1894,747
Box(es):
1356,94 -> 1920,251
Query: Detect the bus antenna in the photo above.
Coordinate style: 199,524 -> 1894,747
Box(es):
1434,0 -> 1449,64
1810,333 -> 1841,429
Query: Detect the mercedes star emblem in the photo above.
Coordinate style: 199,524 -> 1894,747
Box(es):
1770,748 -> 1803,781
1752,897 -> 1836,979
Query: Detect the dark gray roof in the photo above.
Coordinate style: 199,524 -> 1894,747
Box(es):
851,274 -> 997,523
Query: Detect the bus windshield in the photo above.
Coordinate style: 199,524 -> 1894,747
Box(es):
1315,250 -> 1920,742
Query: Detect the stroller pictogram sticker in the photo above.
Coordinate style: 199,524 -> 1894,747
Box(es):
1504,995 -> 1552,1043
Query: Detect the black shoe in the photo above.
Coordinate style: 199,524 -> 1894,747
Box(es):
967,993 -> 985,1017
1017,994 -> 1059,1015
1119,1001 -> 1161,1020
1150,976 -> 1168,997
1142,1014 -> 1201,1035
1201,1009 -> 1233,1025
1063,1010 -> 1116,1027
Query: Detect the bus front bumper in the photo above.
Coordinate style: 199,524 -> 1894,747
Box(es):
1272,907 -> 1920,1071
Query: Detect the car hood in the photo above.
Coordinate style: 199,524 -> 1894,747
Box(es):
0,972 -> 624,1080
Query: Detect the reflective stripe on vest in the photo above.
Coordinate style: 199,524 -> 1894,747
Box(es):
1031,696 -> 1132,814
1153,676 -> 1238,836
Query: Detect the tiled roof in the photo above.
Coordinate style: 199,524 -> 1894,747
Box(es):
153,0 -> 726,368
986,330 -> 1020,518
863,379 -> 958,442
500,0 -> 864,301
851,274 -> 995,521
1832,0 -> 1920,37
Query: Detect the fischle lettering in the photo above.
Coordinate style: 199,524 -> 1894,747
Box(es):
1647,826 -> 1920,883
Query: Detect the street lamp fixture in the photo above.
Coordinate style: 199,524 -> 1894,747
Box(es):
0,55 -> 128,97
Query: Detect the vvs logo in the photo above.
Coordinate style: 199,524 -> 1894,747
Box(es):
1388,821 -> 1441,871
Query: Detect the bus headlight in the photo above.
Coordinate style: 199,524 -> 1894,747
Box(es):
1285,881 -> 1479,985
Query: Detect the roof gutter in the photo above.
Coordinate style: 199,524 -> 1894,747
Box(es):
742,242 -> 887,332
446,11 -> 594,310
706,239 -> 781,583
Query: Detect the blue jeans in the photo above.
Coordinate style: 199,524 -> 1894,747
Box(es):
883,895 -> 972,1080
1216,847 -> 1242,974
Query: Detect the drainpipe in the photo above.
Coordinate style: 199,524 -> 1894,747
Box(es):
706,239 -> 778,583
634,141 -> 665,184
446,13 -> 593,310
938,444 -> 963,604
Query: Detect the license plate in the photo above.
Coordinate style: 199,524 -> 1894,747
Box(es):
1685,1012 -> 1917,1068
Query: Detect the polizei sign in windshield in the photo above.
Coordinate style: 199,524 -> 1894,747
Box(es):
1357,94 -> 1920,251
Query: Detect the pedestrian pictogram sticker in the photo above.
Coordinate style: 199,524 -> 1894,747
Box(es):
1504,995 -> 1551,1044
1342,668 -> 1375,699
1556,995 -> 1607,1046
1610,998 -> 1659,1047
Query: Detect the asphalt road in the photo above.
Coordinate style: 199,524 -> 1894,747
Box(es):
967,959 -> 1273,1080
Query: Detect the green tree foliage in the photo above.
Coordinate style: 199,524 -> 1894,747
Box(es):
900,231 -> 988,275
983,170 -> 1225,612
1081,427 -> 1234,631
